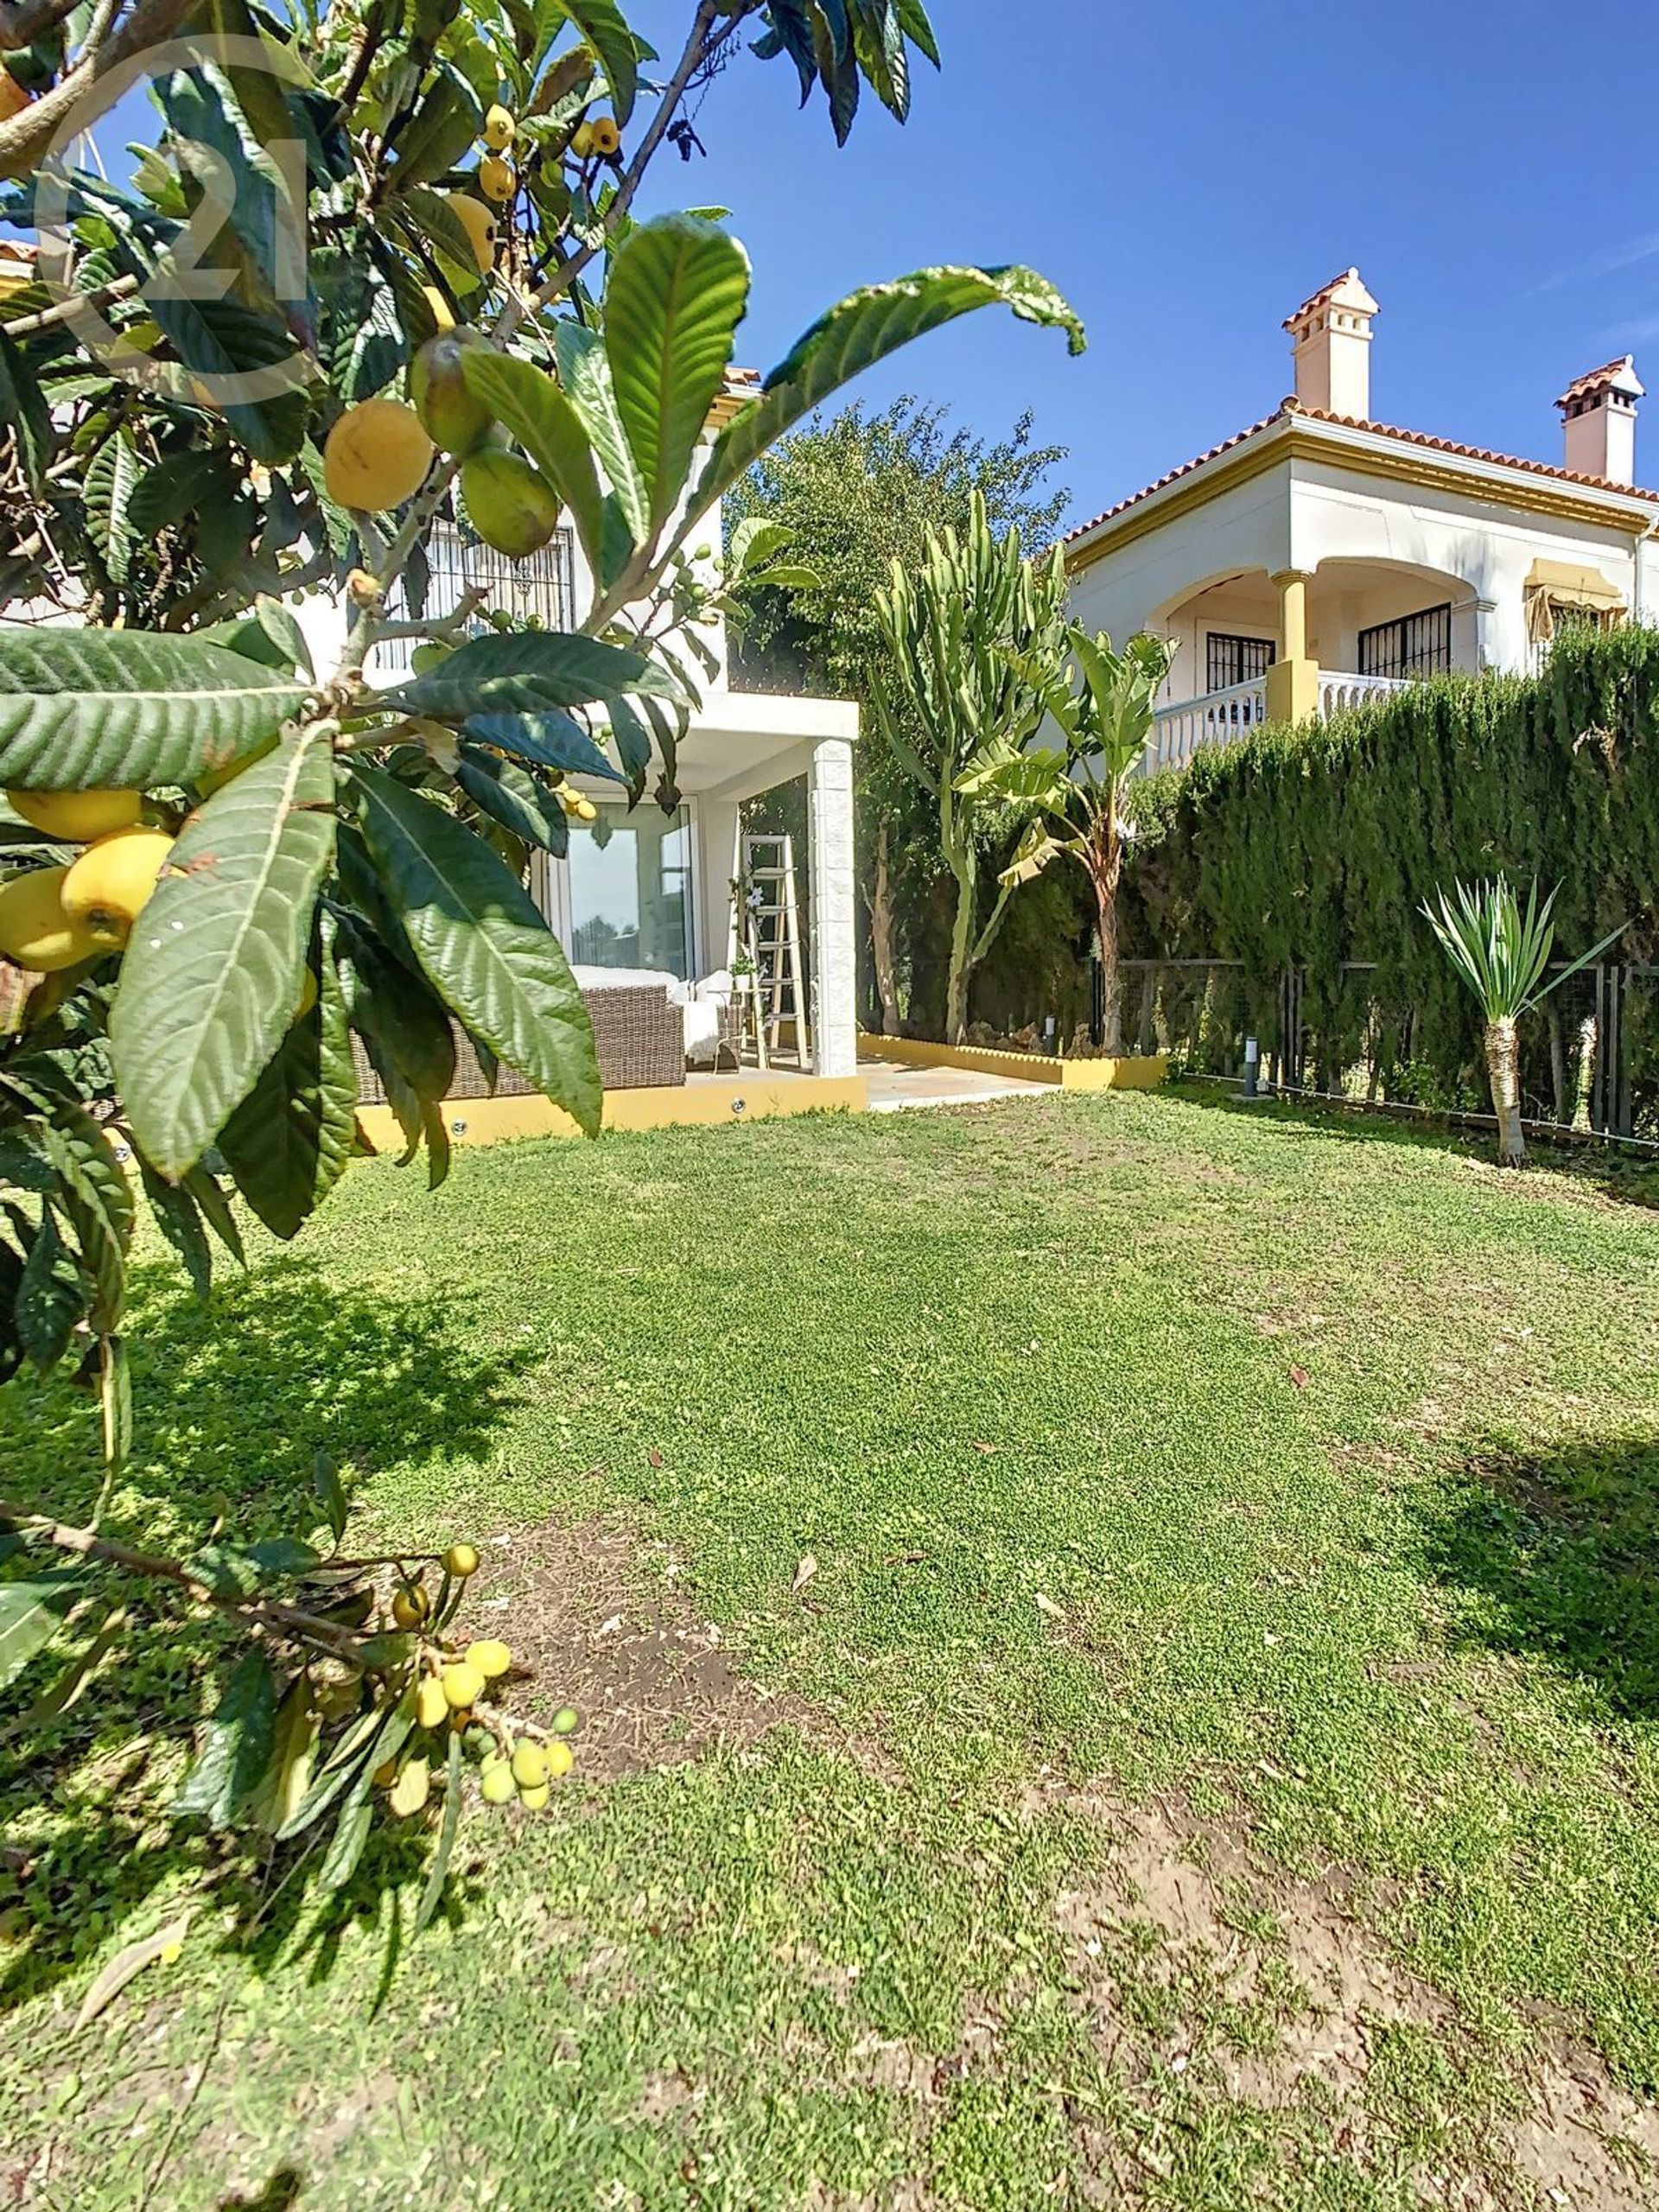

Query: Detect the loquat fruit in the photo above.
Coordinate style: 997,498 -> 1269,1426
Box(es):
7,788 -> 142,842
478,154 -> 514,205
60,826 -> 175,947
0,866 -> 100,973
322,398 -> 434,512
391,1585 -> 429,1630
442,191 -> 498,276
415,1675 -> 450,1730
441,1661 -> 485,1709
460,448 -> 562,559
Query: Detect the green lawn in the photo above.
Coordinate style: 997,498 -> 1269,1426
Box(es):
6,1088 -> 1659,2210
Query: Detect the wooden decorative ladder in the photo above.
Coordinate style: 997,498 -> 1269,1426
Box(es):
731,832 -> 810,1072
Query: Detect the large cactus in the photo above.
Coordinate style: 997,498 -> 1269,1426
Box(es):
872,493 -> 1070,1040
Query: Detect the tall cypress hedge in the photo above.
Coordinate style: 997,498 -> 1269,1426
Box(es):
1112,626 -> 1659,1112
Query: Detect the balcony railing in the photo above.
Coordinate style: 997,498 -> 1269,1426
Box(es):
1318,671 -> 1409,717
1146,670 -> 1410,774
1145,676 -> 1268,774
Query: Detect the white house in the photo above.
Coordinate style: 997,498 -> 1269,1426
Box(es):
1065,270 -> 1659,772
296,374 -> 863,1128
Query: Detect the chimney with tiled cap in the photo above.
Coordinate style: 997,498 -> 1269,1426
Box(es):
1283,268 -> 1379,420
1557,355 -> 1643,485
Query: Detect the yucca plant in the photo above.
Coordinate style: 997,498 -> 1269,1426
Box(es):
1422,877 -> 1623,1165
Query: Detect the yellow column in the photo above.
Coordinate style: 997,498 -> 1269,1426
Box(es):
1265,567 -> 1319,727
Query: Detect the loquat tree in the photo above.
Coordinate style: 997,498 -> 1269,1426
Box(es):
0,0 -> 1084,1911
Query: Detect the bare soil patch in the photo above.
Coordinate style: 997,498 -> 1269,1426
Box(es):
1034,1781 -> 1659,2209
454,1513 -> 866,1782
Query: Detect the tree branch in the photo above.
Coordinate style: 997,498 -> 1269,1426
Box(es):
0,271 -> 138,340
0,0 -> 195,182
1,1501 -> 376,1664
524,0 -> 755,318
0,0 -> 80,52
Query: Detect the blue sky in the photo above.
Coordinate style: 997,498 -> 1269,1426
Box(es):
639,0 -> 1659,532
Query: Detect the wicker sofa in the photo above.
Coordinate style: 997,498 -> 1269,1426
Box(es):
353,978 -> 686,1107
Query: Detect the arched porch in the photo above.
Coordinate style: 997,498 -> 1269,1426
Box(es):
1144,556 -> 1484,772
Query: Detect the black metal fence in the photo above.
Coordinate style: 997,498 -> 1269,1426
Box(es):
1115,957 -> 1659,1143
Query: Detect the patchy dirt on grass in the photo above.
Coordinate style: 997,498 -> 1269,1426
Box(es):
451,1513 -> 871,1782
1034,1781 -> 1659,2210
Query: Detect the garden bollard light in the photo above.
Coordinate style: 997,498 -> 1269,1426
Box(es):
1243,1035 -> 1259,1098
1043,1015 -> 1058,1056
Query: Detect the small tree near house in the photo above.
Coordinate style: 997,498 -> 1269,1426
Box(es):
870,492 -> 1070,1043
963,627 -> 1174,1055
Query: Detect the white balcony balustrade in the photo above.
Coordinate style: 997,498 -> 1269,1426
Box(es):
1146,670 -> 1412,773
1316,671 -> 1410,717
1144,677 -> 1268,773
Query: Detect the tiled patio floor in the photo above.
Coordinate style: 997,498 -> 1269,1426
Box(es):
857,1056 -> 1049,1111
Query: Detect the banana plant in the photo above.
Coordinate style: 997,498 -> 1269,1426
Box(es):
1422,876 -> 1623,1165
961,626 -> 1175,1055
869,491 -> 1070,1041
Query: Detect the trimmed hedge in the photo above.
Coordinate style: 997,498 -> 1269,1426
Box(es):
1112,626 -> 1659,1106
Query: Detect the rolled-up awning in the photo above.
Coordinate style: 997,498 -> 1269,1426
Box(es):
1523,558 -> 1625,643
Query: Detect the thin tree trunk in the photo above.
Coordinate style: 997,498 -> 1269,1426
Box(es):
868,817 -> 899,1038
1095,809 -> 1125,1056
945,862 -> 975,1044
1135,967 -> 1155,1056
1573,1012 -> 1596,1131
1485,1015 -> 1526,1166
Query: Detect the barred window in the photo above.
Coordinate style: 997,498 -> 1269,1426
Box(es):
376,523 -> 578,675
1357,603 -> 1452,681
1205,631 -> 1275,691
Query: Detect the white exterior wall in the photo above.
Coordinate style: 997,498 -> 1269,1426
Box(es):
1287,454 -> 1647,676
1066,457 -> 1295,705
692,796 -> 742,976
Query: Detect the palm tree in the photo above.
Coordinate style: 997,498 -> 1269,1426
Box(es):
1422,877 -> 1622,1166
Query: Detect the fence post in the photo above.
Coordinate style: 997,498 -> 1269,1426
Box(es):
1590,962 -> 1631,1137
1277,966 -> 1304,1091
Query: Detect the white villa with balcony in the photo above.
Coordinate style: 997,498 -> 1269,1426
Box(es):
1065,270 -> 1659,772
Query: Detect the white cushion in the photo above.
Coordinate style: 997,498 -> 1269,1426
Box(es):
682,1000 -> 724,1063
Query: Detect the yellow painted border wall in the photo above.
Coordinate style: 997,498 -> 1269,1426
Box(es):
358,1072 -> 868,1154
858,1034 -> 1168,1091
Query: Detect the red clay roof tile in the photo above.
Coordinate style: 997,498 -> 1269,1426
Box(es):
1064,402 -> 1659,549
